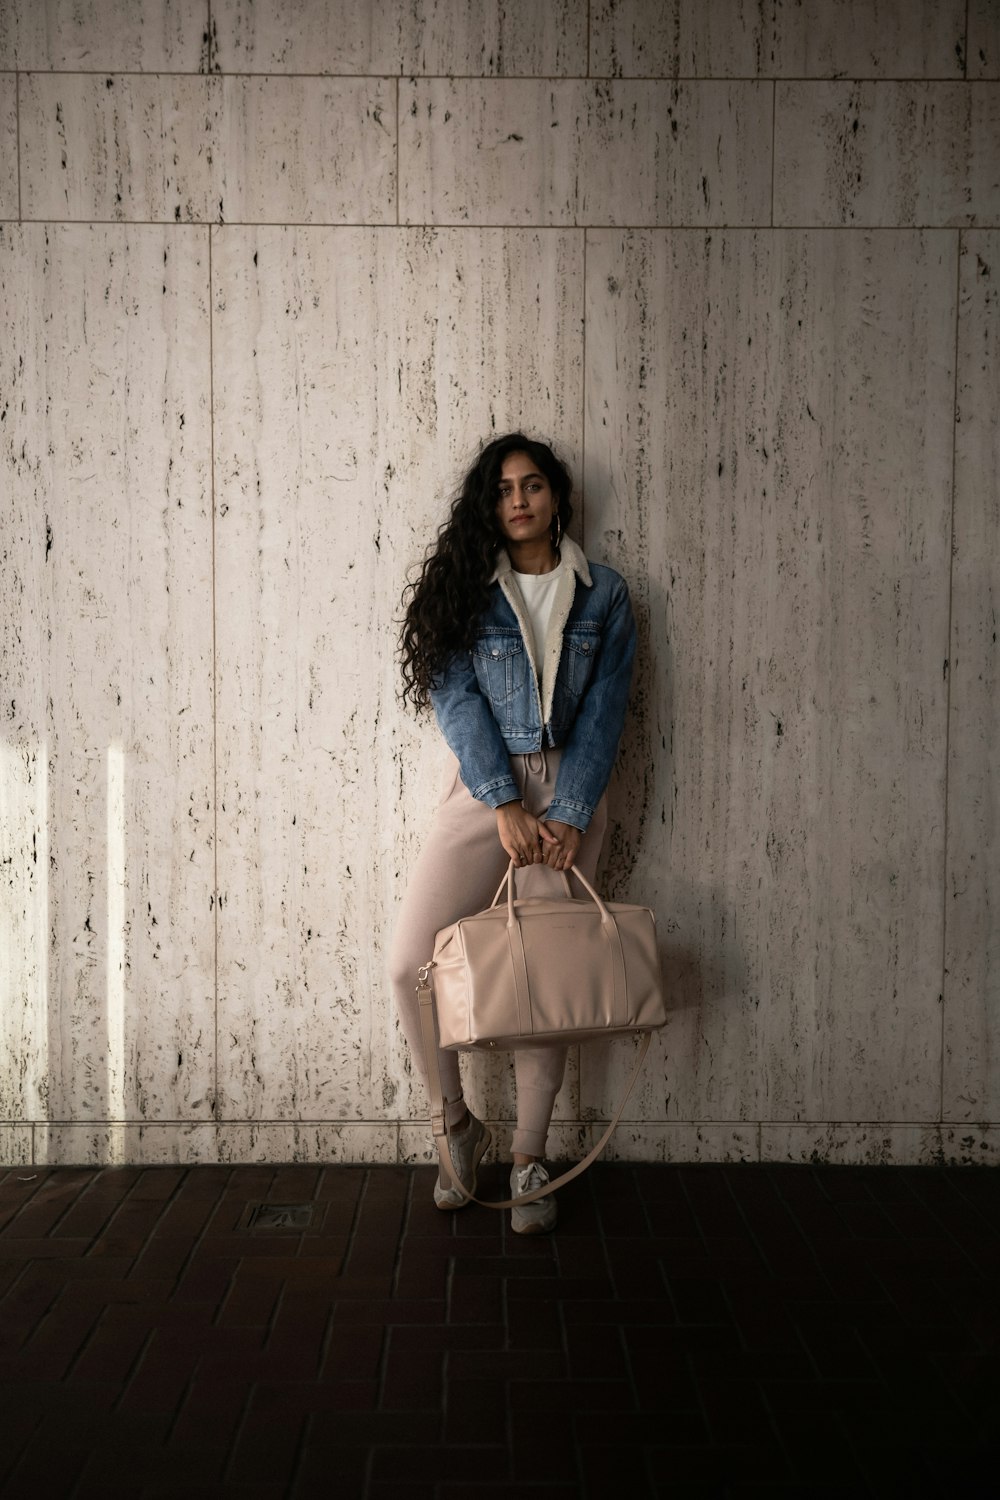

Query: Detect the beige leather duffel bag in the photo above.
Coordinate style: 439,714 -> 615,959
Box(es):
417,860 -> 666,1207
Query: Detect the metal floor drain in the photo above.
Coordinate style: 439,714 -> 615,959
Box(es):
245,1202 -> 316,1231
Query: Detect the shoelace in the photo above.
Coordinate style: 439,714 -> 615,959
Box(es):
514,1161 -> 549,1194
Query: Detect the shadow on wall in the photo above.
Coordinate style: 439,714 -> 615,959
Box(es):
597,569 -> 749,1020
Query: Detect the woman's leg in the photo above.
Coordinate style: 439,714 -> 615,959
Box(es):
389,746 -> 610,1171
509,753 -> 609,1161
387,753 -> 510,1129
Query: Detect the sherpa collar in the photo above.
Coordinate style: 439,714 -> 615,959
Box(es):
490,533 -> 593,587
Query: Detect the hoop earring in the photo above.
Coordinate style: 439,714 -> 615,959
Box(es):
551,513 -> 562,548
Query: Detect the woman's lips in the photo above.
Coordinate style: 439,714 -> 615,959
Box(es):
509,514 -> 533,523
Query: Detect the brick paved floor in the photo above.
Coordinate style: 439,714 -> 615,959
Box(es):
0,1161 -> 998,1499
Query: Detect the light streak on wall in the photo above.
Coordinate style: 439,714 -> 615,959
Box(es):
106,743 -> 126,1162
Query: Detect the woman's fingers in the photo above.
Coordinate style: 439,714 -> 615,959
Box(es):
540,820 -> 582,870
496,802 -> 560,866
497,808 -> 586,869
534,819 -> 568,868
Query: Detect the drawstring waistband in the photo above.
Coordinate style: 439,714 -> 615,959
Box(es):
526,748 -> 547,779
514,748 -> 550,805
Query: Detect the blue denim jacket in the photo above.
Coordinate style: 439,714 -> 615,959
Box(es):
429,536 -> 636,831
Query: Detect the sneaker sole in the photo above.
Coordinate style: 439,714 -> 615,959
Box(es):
511,1204 -> 557,1235
434,1125 -> 493,1211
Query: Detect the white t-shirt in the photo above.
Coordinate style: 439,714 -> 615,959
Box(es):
513,562 -> 563,693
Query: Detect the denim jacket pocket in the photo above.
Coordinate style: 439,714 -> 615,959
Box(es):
551,626 -> 599,727
472,633 -> 527,731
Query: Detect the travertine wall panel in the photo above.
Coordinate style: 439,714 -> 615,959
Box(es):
0,1129 -> 32,1166
212,225 -> 583,1132
759,1124 -> 945,1166
400,80 -> 772,226
212,0 -> 587,76
968,0 -> 1000,79
775,83 -> 1000,227
0,0 -> 205,72
214,78 -> 395,225
940,1125 -> 1000,1165
20,74 -> 220,223
602,1121 -> 758,1164
216,1123 -> 399,1164
212,226 -> 386,1129
584,228 -> 954,1125
0,224 -> 214,1126
589,0 -> 967,79
944,231 -> 1000,1122
0,75 -> 17,219
34,1123 -> 220,1165
20,75 -> 395,225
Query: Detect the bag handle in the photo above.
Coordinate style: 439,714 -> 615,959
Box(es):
489,858 -> 615,925
416,962 -> 652,1210
491,858 -> 628,1033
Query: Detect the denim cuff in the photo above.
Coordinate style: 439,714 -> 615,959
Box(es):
476,776 -> 521,809
544,797 -> 591,832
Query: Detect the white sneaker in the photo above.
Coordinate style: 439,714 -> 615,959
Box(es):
509,1161 -> 557,1235
433,1112 -> 491,1210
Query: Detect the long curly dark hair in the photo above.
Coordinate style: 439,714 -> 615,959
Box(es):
399,433 -> 575,711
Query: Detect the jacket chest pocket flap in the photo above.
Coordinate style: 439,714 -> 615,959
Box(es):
473,635 -> 527,709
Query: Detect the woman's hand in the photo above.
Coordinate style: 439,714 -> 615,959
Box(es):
539,820 -> 583,870
496,805 -> 584,870
496,802 -> 559,867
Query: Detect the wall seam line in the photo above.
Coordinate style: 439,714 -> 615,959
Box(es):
940,226 -> 962,1127
395,75 -> 400,226
951,0 -> 969,1158
9,221 -> 994,233
770,79 -> 776,226
208,224 -> 219,1133
24,1115 -> 1000,1128
8,71 -> 990,81
15,69 -> 21,221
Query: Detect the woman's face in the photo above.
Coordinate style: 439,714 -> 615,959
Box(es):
495,451 -> 558,546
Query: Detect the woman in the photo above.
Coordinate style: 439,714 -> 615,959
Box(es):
390,433 -> 636,1233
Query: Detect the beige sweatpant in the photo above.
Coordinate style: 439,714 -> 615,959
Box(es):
388,746 -> 608,1159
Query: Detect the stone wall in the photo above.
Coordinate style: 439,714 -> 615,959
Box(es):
2,0 -> 998,1165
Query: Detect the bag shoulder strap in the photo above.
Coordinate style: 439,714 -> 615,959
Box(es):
416,963 -> 651,1209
